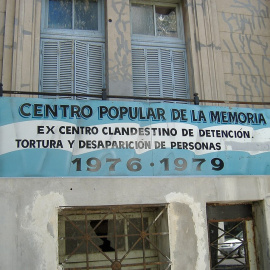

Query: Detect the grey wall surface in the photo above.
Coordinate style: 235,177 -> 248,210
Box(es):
0,175 -> 269,269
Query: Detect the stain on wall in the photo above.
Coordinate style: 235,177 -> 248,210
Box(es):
21,191 -> 65,270
166,192 -> 208,270
217,0 -> 270,105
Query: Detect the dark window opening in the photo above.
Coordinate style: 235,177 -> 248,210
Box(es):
207,204 -> 256,270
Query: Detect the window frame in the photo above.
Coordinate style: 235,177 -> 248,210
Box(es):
41,0 -> 105,41
39,0 -> 106,98
130,0 -> 189,100
130,1 -> 185,48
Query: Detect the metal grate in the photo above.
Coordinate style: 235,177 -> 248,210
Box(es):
207,204 -> 254,270
58,205 -> 171,270
208,221 -> 249,270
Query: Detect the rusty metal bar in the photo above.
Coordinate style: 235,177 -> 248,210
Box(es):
64,231 -> 169,241
62,239 -> 85,265
113,211 -> 118,261
61,212 -> 86,236
89,212 -> 111,236
119,237 -> 142,263
141,207 -> 146,270
87,236 -> 114,264
208,217 -> 253,223
145,236 -> 171,262
118,211 -> 142,234
146,206 -> 167,233
59,204 -> 167,211
209,221 -> 245,242
64,260 -> 171,270
85,209 -> 90,270
121,261 -> 171,267
208,220 -> 249,270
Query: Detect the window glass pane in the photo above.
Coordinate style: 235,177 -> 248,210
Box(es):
156,6 -> 177,37
131,4 -> 154,36
48,0 -> 72,29
75,0 -> 98,30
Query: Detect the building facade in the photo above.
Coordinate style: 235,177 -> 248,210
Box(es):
0,0 -> 270,269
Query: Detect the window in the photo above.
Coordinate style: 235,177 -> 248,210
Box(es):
47,0 -> 99,30
40,0 -> 105,99
131,1 -> 188,100
131,5 -> 178,37
58,205 -> 171,269
207,204 -> 257,270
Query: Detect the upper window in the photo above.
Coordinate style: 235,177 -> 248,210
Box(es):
40,0 -> 105,99
130,2 -> 188,100
48,0 -> 98,30
42,0 -> 103,35
131,4 -> 178,38
131,2 -> 185,43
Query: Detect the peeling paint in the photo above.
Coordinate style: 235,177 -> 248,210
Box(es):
166,192 -> 208,270
266,194 -> 270,207
21,192 -> 66,270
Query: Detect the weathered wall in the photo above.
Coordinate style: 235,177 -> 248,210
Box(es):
0,0 -> 40,94
0,0 -> 7,83
0,1 -> 270,269
1,0 -> 270,104
106,0 -> 133,96
183,0 -> 226,102
253,200 -> 270,269
216,0 -> 270,105
12,0 -> 41,93
0,176 -> 269,269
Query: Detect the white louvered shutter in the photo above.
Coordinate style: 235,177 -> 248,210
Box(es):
160,49 -> 174,98
41,40 -> 73,98
172,50 -> 188,99
59,41 -> 73,98
75,41 -> 88,99
146,48 -> 161,97
75,41 -> 105,99
132,46 -> 188,100
88,43 -> 105,96
132,48 -> 147,97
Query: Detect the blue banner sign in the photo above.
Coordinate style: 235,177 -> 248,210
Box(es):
0,97 -> 269,177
